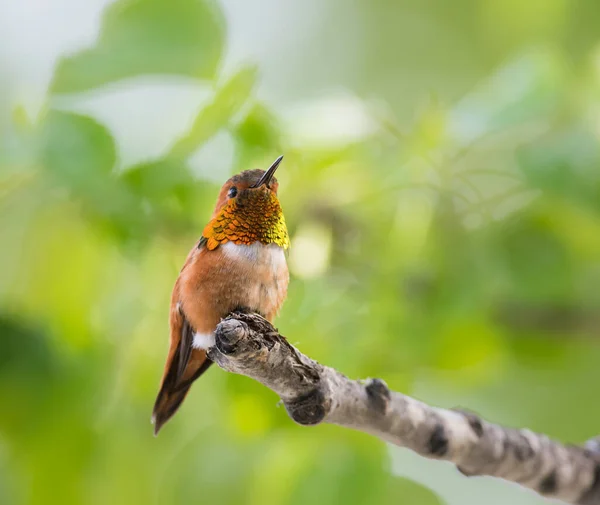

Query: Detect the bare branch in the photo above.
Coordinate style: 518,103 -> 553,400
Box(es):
207,313 -> 600,505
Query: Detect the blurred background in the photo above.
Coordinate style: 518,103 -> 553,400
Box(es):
1,0 -> 600,504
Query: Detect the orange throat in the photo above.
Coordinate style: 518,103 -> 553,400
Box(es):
202,191 -> 290,251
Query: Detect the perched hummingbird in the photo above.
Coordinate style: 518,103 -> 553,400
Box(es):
152,156 -> 290,435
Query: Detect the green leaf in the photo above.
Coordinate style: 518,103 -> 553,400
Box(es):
168,65 -> 258,159
39,110 -> 151,243
123,158 -> 193,198
496,209 -> 573,301
39,110 -> 122,221
0,315 -> 57,381
50,0 -> 225,93
40,110 -> 117,183
518,126 -> 600,212
121,157 -> 198,231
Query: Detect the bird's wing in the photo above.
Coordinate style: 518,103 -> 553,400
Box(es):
151,237 -> 212,435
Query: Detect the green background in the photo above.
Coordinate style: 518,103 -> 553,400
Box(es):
1,0 -> 600,504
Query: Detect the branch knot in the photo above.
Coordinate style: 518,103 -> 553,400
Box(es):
284,389 -> 328,426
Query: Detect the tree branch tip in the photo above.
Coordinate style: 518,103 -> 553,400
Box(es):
214,317 -> 250,354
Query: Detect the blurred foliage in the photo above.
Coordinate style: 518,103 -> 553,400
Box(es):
1,0 -> 600,504
51,0 -> 224,93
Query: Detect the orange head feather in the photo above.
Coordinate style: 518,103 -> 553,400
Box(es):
202,157 -> 290,250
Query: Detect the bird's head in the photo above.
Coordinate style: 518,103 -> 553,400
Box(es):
203,156 -> 290,250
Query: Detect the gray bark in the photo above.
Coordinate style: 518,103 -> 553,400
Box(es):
207,313 -> 600,505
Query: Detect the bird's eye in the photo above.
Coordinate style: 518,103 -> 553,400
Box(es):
227,187 -> 238,198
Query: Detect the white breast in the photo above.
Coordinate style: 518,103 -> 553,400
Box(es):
221,241 -> 286,271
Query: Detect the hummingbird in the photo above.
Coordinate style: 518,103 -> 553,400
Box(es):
152,156 -> 290,435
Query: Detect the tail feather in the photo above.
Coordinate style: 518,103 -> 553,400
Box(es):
152,347 -> 212,435
152,383 -> 192,435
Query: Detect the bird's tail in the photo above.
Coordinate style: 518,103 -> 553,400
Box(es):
151,348 -> 212,435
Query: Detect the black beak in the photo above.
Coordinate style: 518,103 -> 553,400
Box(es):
252,155 -> 283,188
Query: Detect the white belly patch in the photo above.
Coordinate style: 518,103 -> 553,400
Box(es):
192,332 -> 215,350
